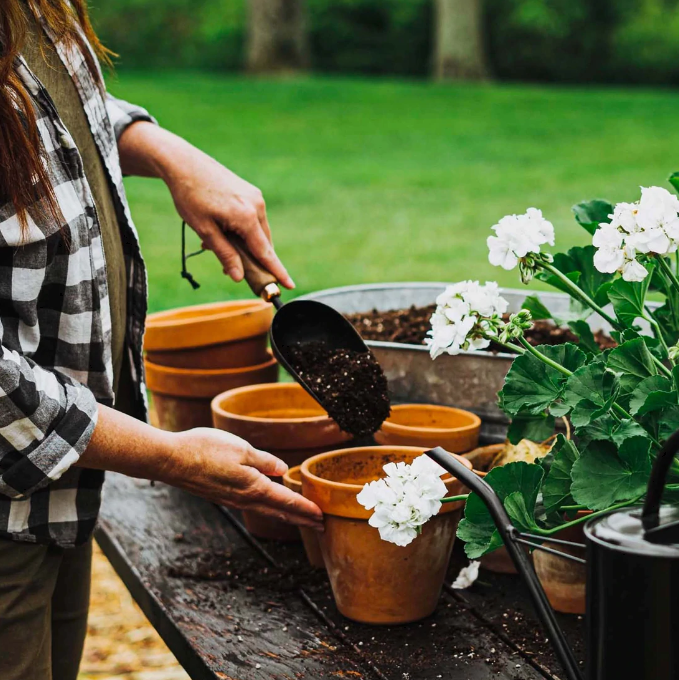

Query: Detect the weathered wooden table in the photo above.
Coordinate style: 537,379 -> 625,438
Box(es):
97,473 -> 585,680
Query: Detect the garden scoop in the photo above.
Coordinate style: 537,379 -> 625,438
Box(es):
427,432 -> 679,680
230,238 -> 383,433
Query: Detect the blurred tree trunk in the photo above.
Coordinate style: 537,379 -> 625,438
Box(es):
433,0 -> 489,81
246,0 -> 309,73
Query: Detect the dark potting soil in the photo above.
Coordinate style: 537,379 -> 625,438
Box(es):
285,341 -> 391,437
346,304 -> 616,351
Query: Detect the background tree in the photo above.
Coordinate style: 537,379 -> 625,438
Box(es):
247,0 -> 309,73
433,0 -> 488,80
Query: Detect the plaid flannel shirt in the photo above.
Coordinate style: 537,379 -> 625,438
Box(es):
0,17 -> 152,548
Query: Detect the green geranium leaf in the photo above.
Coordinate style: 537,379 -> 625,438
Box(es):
564,246 -> 612,307
571,436 -> 652,510
505,492 -> 540,532
668,171 -> 679,195
608,270 -> 653,329
568,320 -> 600,354
659,405 -> 679,442
507,411 -> 556,444
536,266 -> 580,297
457,462 -> 544,558
542,435 -> 579,515
572,199 -> 614,235
607,338 -> 657,395
578,416 -> 648,448
499,343 -> 586,417
629,375 -> 677,416
562,362 -> 620,427
522,295 -> 552,321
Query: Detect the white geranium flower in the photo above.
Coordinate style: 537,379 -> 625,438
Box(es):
592,186 -> 679,278
357,455 -> 448,547
452,561 -> 481,589
487,209 -> 554,271
593,245 -> 625,274
622,258 -> 649,282
593,222 -> 624,250
427,281 -> 508,359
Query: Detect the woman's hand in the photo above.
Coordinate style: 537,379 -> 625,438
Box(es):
166,428 -> 323,529
117,122 -> 294,288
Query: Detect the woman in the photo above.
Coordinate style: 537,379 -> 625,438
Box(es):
0,3 -> 323,679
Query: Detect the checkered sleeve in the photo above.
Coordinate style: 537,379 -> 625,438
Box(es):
0,346 -> 99,500
105,94 -> 157,143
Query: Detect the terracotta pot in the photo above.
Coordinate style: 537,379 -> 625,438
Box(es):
462,443 -> 522,574
533,513 -> 588,615
283,466 -> 325,568
375,404 -> 481,452
212,383 -> 351,541
301,445 -> 471,624
145,300 -> 273,369
146,353 -> 278,432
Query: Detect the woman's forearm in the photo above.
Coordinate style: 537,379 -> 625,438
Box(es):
75,405 -> 324,529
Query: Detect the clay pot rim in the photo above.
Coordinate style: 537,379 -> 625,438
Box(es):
301,445 -> 473,494
381,404 -> 481,436
146,353 -> 276,378
211,382 -> 333,425
144,299 -> 272,351
283,465 -> 302,492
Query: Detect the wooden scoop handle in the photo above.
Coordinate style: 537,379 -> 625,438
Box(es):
229,234 -> 281,302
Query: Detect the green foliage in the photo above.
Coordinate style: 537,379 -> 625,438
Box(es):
91,0 -> 679,85
457,462 -> 543,558
499,343 -> 586,417
541,434 -> 579,514
506,411 -> 555,444
571,437 -> 652,510
572,199 -> 614,235
561,362 -> 620,427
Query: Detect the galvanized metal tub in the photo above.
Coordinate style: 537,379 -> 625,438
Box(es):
299,283 -> 607,439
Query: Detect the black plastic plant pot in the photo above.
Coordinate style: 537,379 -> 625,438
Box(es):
427,429 -> 679,680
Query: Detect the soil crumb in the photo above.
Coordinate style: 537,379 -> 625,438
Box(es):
286,341 -> 391,437
346,304 -> 616,351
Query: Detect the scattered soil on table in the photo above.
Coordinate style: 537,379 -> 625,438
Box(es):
347,304 -> 616,351
285,341 -> 391,437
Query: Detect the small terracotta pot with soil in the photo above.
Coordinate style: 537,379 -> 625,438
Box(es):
283,466 -> 325,568
533,513 -> 588,615
301,445 -> 471,625
146,352 -> 278,432
212,383 -> 352,541
145,300 -> 273,369
375,403 -> 481,452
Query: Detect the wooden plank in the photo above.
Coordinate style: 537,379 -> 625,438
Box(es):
98,473 -> 577,680
97,474 -> 372,680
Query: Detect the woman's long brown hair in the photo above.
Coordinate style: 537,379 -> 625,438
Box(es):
0,0 -> 113,232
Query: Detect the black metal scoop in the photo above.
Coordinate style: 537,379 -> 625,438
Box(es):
232,239 -> 375,416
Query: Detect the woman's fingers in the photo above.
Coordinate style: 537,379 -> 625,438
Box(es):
193,220 -> 245,281
242,445 -> 288,477
244,474 -> 324,526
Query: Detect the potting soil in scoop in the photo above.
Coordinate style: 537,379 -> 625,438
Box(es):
286,341 -> 391,437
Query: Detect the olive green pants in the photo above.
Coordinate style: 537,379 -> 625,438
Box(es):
0,537 -> 92,680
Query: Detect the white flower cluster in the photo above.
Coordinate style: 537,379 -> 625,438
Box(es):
593,186 -> 679,282
426,281 -> 509,359
487,208 -> 555,270
356,455 -> 448,547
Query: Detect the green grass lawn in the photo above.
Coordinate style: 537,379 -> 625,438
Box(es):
107,72 -> 679,313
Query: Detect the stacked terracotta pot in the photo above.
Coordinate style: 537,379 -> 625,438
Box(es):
145,300 -> 278,432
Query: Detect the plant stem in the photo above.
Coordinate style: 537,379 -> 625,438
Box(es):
517,336 -> 572,377
643,307 -> 674,369
493,339 -> 526,355
657,254 -> 679,294
535,494 -> 644,536
541,261 -> 620,329
558,504 -> 587,511
441,494 -> 468,504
